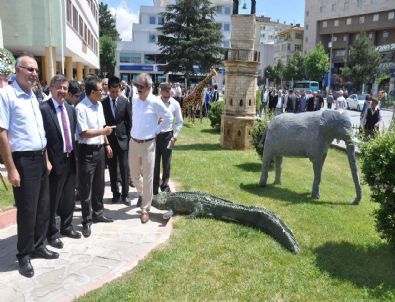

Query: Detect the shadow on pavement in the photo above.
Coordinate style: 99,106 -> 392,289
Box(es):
0,235 -> 18,273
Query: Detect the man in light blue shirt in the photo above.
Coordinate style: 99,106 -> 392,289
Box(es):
0,56 -> 58,278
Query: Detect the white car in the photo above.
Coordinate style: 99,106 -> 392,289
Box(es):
346,94 -> 367,111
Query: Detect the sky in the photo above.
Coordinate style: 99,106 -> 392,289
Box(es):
101,0 -> 305,41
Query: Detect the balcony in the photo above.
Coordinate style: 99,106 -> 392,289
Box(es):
224,49 -> 260,62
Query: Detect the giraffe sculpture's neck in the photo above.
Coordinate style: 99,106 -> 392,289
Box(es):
193,71 -> 216,95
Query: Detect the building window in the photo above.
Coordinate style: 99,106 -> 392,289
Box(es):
79,16 -> 83,37
335,50 -> 346,57
223,40 -> 230,48
322,21 -> 327,28
332,4 -> 336,11
295,44 -> 302,51
66,0 -> 72,23
334,20 -> 339,27
357,0 -> 363,7
344,0 -> 349,9
383,31 -> 389,39
149,34 -> 157,43
120,53 -> 141,64
320,6 -> 324,13
359,16 -> 365,24
295,32 -> 303,39
388,12 -> 395,20
72,6 -> 78,31
332,36 -> 337,42
216,6 -> 223,14
346,18 -> 352,25
149,16 -> 156,25
306,10 -> 309,17
158,16 -> 164,25
343,35 -> 348,42
368,32 -> 373,39
224,6 -> 231,15
373,14 -> 379,21
223,23 -> 230,32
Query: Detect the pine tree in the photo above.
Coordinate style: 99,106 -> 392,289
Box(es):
157,0 -> 223,78
99,3 -> 119,41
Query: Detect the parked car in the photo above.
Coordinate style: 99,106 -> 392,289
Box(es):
346,94 -> 367,111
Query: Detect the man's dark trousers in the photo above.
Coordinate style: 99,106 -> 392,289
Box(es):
108,140 -> 129,199
78,144 -> 105,225
12,152 -> 49,259
47,154 -> 76,240
153,131 -> 173,194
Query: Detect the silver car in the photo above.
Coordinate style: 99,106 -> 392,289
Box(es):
346,94 -> 367,111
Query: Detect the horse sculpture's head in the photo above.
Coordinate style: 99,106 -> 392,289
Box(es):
210,69 -> 217,77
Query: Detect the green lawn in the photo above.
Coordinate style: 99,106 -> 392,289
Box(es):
79,119 -> 395,302
0,175 -> 14,211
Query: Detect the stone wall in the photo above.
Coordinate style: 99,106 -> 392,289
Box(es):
231,15 -> 256,50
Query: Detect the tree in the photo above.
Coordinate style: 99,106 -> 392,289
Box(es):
264,65 -> 274,83
157,0 -> 223,79
341,33 -> 381,92
99,3 -> 119,41
273,60 -> 284,86
283,53 -> 305,82
304,43 -> 328,82
100,35 -> 116,77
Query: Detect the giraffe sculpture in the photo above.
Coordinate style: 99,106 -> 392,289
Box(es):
182,69 -> 218,123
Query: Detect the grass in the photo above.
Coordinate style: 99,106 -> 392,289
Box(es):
0,175 -> 14,211
78,119 -> 395,302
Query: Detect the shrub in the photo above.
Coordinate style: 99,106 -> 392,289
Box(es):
256,90 -> 262,114
359,129 -> 395,248
251,113 -> 274,159
208,101 -> 224,131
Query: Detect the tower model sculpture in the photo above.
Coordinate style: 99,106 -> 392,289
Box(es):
220,7 -> 260,150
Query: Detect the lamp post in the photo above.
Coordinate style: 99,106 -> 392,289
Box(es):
328,36 -> 333,93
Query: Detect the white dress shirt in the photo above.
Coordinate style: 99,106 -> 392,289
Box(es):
51,99 -> 73,153
75,96 -> 106,144
160,97 -> 183,138
0,81 -> 47,151
130,94 -> 172,140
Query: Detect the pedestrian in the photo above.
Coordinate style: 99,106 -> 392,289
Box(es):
336,90 -> 347,110
153,82 -> 183,195
204,86 -> 212,117
273,89 -> 284,115
326,91 -> 334,109
299,91 -> 307,112
128,73 -> 172,223
0,55 -> 58,278
101,78 -> 109,99
76,75 -> 115,238
40,75 -> 81,250
211,84 -> 219,102
101,76 -> 132,205
364,98 -> 381,139
259,88 -> 268,117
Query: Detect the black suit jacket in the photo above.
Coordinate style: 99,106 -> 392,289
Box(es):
40,99 -> 77,175
102,95 -> 131,151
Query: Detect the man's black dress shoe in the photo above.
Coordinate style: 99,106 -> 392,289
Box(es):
18,257 -> 34,278
92,215 -> 114,223
161,186 -> 171,193
30,247 -> 59,259
122,197 -> 131,206
48,238 -> 64,249
112,195 -> 121,204
60,229 -> 81,239
82,224 -> 91,238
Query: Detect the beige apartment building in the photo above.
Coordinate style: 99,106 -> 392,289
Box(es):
273,25 -> 304,64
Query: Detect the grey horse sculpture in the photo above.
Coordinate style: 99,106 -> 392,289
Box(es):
259,110 -> 362,205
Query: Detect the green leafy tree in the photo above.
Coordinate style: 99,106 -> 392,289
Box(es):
273,60 -> 284,86
264,65 -> 274,83
157,0 -> 223,79
341,33 -> 381,92
284,53 -> 305,82
99,3 -> 119,41
304,43 -> 328,81
100,35 -> 116,77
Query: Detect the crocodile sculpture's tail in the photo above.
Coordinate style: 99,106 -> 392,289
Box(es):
152,192 -> 300,254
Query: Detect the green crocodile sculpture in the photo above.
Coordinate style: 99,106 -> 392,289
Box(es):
152,192 -> 300,254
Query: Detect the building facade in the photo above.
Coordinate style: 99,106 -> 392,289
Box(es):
115,0 -> 232,87
0,0 -> 99,83
273,25 -> 304,64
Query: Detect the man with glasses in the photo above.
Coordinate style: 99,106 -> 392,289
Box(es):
76,75 -> 115,237
0,56 -> 58,278
65,80 -> 82,106
129,73 -> 172,223
153,83 -> 183,195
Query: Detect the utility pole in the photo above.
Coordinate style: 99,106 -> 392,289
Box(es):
328,34 -> 333,94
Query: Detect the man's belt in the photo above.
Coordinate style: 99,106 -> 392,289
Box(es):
64,151 -> 74,158
131,137 -> 155,144
79,144 -> 103,150
12,149 -> 46,157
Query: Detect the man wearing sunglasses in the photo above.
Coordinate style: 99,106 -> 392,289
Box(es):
129,73 -> 172,223
0,56 -> 57,278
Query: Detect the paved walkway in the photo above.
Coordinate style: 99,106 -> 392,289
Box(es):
0,169 -> 173,302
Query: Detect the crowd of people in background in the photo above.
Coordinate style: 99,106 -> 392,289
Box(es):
0,55 -> 184,278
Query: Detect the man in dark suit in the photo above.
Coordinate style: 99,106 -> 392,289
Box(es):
40,75 -> 81,250
102,76 -> 131,205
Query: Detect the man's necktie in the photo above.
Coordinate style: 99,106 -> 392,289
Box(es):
112,98 -> 117,117
59,105 -> 73,153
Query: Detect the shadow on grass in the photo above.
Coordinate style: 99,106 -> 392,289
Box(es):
200,128 -> 220,135
235,162 -> 262,173
314,241 -> 395,299
239,183 -> 351,206
176,143 -> 221,152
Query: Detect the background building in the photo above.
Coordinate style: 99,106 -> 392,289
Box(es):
115,0 -> 232,88
273,25 -> 303,64
0,0 -> 99,83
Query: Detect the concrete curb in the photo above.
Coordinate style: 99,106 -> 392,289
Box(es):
0,208 -> 16,229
